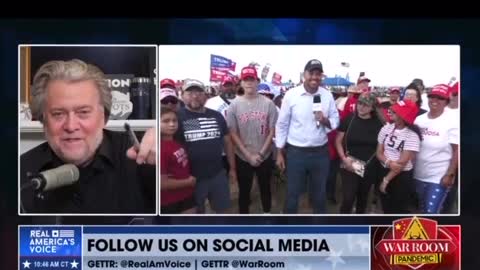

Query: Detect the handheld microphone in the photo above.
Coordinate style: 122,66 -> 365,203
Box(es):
448,76 -> 457,86
312,95 -> 322,128
23,164 -> 80,192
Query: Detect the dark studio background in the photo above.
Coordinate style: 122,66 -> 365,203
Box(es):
1,19 -> 479,268
29,46 -> 156,83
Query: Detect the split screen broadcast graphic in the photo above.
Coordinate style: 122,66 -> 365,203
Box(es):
18,44 -> 461,270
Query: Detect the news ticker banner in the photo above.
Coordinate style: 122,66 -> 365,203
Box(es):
19,218 -> 460,270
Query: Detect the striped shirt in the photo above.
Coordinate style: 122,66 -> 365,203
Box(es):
377,123 -> 420,170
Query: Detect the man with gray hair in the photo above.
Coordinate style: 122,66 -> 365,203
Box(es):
20,59 -> 156,214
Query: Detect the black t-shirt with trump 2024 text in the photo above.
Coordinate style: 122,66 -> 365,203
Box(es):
176,107 -> 228,180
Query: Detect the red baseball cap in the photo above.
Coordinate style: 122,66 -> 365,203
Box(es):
389,87 -> 401,94
449,82 -> 459,95
428,84 -> 450,99
160,78 -> 176,88
240,66 -> 258,80
159,88 -> 178,101
222,76 -> 235,85
391,100 -> 419,125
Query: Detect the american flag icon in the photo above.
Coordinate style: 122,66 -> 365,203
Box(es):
59,230 -> 75,238
184,118 -> 218,131
184,119 -> 201,130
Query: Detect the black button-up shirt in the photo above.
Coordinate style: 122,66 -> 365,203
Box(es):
20,129 -> 155,214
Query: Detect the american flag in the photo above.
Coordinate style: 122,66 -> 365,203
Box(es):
183,117 -> 221,142
183,118 -> 218,132
59,230 -> 75,238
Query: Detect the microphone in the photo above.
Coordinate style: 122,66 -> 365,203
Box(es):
448,76 -> 457,86
313,95 -> 322,128
23,164 -> 80,192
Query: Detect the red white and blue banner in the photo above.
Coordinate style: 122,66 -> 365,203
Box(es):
210,54 -> 236,82
19,218 -> 460,270
210,54 -> 236,71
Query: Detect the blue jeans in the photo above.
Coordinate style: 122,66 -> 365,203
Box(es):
441,175 -> 458,214
415,180 -> 450,214
327,158 -> 340,201
284,145 -> 330,214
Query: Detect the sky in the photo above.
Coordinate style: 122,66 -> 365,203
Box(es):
158,45 -> 460,87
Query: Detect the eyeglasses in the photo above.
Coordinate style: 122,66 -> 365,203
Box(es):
161,98 -> 178,105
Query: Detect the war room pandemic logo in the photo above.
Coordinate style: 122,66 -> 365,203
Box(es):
372,217 -> 460,270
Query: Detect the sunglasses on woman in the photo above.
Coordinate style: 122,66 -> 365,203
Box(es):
161,97 -> 178,105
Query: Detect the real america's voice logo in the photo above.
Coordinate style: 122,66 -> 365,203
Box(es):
372,217 -> 460,270
19,226 -> 82,270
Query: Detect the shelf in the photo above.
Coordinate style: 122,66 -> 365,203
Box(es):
20,120 -> 156,133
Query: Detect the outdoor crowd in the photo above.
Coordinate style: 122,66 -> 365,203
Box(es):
160,59 -> 459,215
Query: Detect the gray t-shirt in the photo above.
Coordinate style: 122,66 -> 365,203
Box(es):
226,95 -> 278,162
